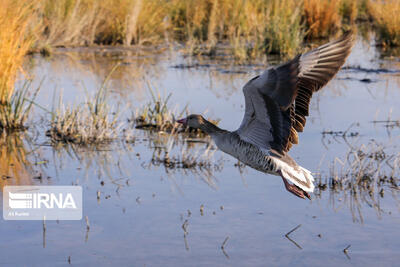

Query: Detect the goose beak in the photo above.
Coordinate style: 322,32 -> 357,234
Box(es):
177,118 -> 187,125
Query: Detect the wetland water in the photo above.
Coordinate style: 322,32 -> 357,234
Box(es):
1,37 -> 400,266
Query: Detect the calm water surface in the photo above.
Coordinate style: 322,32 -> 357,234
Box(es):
0,37 -> 400,266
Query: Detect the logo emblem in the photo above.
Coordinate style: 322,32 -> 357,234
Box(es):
3,186 -> 82,220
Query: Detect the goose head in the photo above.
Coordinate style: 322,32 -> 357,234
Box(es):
177,114 -> 223,135
177,114 -> 205,129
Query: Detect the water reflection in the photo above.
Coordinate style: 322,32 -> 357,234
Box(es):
2,122 -> 396,224
30,47 -> 258,102
142,131 -> 223,189
47,129 -> 224,192
50,141 -> 132,186
0,131 -> 37,188
26,49 -> 167,108
27,46 -> 258,114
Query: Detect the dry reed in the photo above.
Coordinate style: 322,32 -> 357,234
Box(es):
367,0 -> 400,46
0,0 -> 40,130
4,0 -> 398,60
0,0 -> 37,103
7,0 -> 392,62
339,0 -> 358,23
315,140 -> 400,222
303,0 -> 341,39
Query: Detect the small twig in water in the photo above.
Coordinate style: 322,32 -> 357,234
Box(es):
285,224 -> 302,250
85,216 -> 90,242
182,220 -> 189,251
343,244 -> 351,259
43,216 -> 46,231
221,236 -> 230,259
182,220 -> 189,235
43,216 -> 46,248
221,236 -> 230,249
184,234 -> 189,251
286,235 -> 302,249
85,216 -> 90,230
285,224 -> 301,237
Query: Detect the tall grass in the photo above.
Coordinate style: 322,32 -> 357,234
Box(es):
0,0 -> 37,103
339,0 -> 358,23
36,0 -> 307,58
303,0 -> 341,39
0,0 -> 39,130
264,0 -> 304,56
16,0 -> 400,61
40,0 -> 170,46
170,0 -> 304,59
367,0 -> 400,47
40,0 -> 104,46
4,0 -> 400,61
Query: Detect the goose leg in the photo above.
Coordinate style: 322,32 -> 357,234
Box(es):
279,171 -> 310,200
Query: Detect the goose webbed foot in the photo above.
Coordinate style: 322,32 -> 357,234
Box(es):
280,174 -> 311,200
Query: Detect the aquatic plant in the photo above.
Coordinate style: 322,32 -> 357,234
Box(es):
315,140 -> 400,223
47,68 -> 122,145
132,82 -> 177,132
47,95 -> 121,145
0,81 -> 40,131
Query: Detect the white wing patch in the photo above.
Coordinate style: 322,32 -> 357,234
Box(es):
272,157 -> 315,192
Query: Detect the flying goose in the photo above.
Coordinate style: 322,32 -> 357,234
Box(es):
177,32 -> 354,199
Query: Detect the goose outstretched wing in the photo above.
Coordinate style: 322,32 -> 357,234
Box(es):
236,32 -> 354,152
